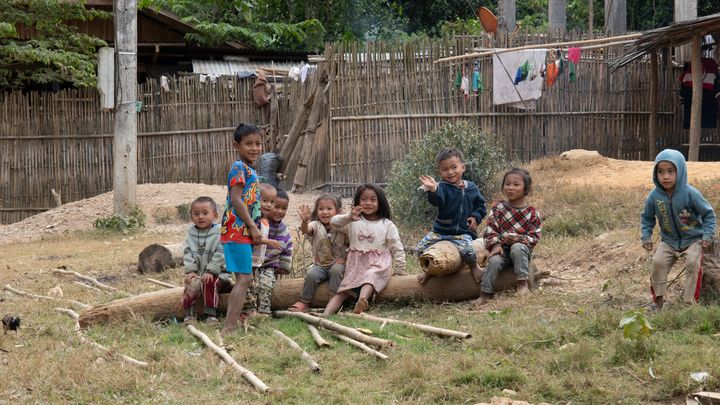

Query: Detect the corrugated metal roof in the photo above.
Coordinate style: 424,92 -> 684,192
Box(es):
192,59 -> 304,76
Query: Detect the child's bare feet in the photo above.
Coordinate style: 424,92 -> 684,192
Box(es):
417,272 -> 432,284
471,265 -> 484,284
471,292 -> 492,307
516,280 -> 530,296
353,298 -> 369,314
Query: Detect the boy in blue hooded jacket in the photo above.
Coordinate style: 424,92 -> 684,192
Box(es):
641,149 -> 716,309
416,147 -> 487,284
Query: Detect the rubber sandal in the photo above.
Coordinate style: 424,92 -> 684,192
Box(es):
288,301 -> 309,313
353,298 -> 369,314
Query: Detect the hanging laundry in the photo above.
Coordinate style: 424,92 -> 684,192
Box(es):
460,74 -> 470,100
472,62 -> 482,94
493,49 -> 547,109
514,60 -> 531,85
455,69 -> 462,88
545,62 -> 559,87
568,47 -> 581,64
569,60 -> 577,82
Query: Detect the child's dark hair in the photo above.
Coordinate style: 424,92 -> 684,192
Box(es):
503,167 -> 532,195
233,123 -> 262,143
191,196 -> 218,212
353,183 -> 392,220
275,189 -> 289,201
436,147 -> 464,166
259,182 -> 276,196
312,193 -> 343,221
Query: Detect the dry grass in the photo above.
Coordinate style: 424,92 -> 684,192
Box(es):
1,159 -> 719,404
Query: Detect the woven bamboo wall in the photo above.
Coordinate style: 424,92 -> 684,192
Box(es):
327,33 -> 719,190
0,75 -> 308,223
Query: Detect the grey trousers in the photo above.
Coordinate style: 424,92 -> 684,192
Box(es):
651,240 -> 703,304
300,263 -> 345,303
481,243 -> 532,294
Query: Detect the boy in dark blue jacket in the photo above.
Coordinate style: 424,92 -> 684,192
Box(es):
641,149 -> 716,309
417,147 -> 487,284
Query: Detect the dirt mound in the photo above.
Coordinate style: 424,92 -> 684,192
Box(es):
0,183 -> 328,245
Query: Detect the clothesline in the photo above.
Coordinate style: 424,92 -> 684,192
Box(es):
434,33 -> 642,64
470,39 -> 637,55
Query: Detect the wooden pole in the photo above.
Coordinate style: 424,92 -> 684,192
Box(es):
434,33 -> 641,63
146,278 -> 179,289
113,0 -> 138,215
331,333 -> 388,360
4,285 -> 91,309
338,313 -> 472,339
308,325 -> 331,347
186,324 -> 270,392
649,51 -> 658,160
689,35 -> 702,162
588,0 -> 594,32
52,268 -> 126,294
273,311 -> 394,348
272,329 -> 321,372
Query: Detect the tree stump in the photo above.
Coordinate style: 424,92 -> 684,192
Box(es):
137,243 -> 183,273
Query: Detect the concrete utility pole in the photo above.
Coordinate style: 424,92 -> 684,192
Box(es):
605,0 -> 626,36
548,0 -> 567,33
503,0 -> 517,32
674,0 -> 697,63
113,0 -> 138,215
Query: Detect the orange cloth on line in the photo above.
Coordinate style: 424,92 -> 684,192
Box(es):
545,62 -> 559,87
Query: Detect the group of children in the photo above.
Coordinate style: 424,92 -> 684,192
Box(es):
180,123 -> 716,336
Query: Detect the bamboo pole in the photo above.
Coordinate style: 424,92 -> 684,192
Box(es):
649,51 -> 658,160
330,111 -> 673,121
688,35 -> 702,162
146,278 -> 179,289
4,285 -> 91,309
74,281 -> 107,295
308,325 -> 331,348
279,88 -> 316,168
272,329 -> 321,372
331,333 -> 388,360
434,33 -> 642,63
339,313 -> 471,339
186,324 -> 270,393
54,308 -> 148,368
53,268 -> 126,295
273,311 -> 394,348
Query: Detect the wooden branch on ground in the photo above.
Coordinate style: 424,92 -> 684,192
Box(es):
186,324 -> 269,392
73,281 -> 108,294
54,308 -> 148,368
331,333 -> 388,360
272,329 -> 321,372
4,285 -> 90,309
308,325 -> 331,348
339,313 -> 471,339
274,311 -> 393,348
52,268 -> 127,295
146,278 -> 179,289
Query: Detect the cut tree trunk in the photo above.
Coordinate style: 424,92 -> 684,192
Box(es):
419,239 -> 488,275
78,267 -> 543,328
137,243 -> 183,273
701,239 -> 720,298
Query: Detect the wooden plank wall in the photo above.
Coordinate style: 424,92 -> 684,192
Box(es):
0,75 -> 307,223
327,33 -> 719,190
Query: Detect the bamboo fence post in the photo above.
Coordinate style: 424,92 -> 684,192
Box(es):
308,325 -> 331,348
186,324 -> 270,393
52,268 -> 127,295
272,329 -> 321,372
338,312 -> 472,339
688,34 -> 702,162
4,285 -> 91,309
54,308 -> 149,368
649,51 -> 658,160
146,278 -> 179,289
273,311 -> 394,348
331,333 -> 388,360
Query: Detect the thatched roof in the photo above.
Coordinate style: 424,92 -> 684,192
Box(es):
609,13 -> 720,72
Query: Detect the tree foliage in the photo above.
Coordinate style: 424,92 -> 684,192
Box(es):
0,0 -> 109,89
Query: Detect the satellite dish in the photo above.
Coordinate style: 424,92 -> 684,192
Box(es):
478,7 -> 498,34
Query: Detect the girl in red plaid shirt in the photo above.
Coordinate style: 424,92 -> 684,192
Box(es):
474,168 -> 542,305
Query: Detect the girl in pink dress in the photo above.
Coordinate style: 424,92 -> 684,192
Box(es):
322,184 -> 406,315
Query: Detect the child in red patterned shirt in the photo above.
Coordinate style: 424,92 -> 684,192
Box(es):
474,168 -> 542,306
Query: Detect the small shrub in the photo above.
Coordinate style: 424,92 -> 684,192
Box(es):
386,121 -> 508,228
176,203 -> 191,222
93,207 -> 145,232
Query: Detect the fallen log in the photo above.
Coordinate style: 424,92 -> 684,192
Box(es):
137,243 -> 183,273
77,267 -> 544,327
419,239 -> 488,276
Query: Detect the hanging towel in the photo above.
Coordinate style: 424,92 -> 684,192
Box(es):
569,61 -> 576,82
513,60 -> 531,85
460,75 -> 470,99
568,47 -> 581,64
455,69 -> 462,88
493,49 -> 547,109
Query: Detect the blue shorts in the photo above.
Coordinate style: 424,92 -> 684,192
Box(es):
223,243 -> 253,274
